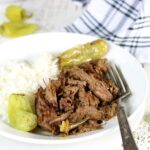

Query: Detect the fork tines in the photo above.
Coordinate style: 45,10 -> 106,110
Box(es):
107,63 -> 131,98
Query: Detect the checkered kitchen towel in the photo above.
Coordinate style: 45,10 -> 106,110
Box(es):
66,0 -> 150,63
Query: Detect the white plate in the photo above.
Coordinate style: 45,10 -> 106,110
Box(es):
0,33 -> 149,146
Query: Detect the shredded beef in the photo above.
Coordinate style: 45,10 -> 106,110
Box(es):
78,88 -> 99,107
59,97 -> 74,112
68,68 -> 113,101
45,80 -> 61,107
35,59 -> 119,136
67,79 -> 87,87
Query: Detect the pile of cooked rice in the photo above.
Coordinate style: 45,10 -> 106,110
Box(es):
0,53 -> 58,121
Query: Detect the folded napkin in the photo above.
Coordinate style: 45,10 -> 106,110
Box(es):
66,0 -> 150,63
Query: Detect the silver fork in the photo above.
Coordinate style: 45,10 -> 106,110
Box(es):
108,63 -> 138,150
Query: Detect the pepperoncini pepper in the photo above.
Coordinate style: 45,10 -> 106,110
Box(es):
0,5 -> 39,38
59,39 -> 108,68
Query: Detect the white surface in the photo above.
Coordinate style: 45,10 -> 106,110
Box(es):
0,32 -> 148,149
0,0 -> 150,149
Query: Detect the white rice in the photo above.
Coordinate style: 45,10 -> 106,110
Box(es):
0,53 -> 59,121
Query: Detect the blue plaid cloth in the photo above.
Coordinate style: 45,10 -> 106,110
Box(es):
66,0 -> 150,63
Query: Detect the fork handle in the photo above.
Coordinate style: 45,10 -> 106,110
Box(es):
117,105 -> 138,150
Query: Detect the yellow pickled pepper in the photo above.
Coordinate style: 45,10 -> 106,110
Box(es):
59,39 -> 108,68
8,94 -> 37,132
1,22 -> 38,38
0,5 -> 39,38
5,5 -> 29,22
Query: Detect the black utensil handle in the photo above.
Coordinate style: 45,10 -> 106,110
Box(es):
117,106 -> 138,150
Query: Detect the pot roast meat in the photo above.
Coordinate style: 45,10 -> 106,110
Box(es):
63,85 -> 79,99
59,97 -> 74,112
93,59 -> 108,73
68,105 -> 102,123
35,88 -> 59,134
79,59 -> 108,79
99,102 -> 118,121
74,120 -> 101,134
68,67 -> 113,101
79,61 -> 95,74
49,111 -> 72,125
106,80 -> 119,98
35,59 -> 119,136
67,79 -> 87,87
83,106 -> 102,120
45,80 -> 61,107
78,88 -> 100,107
